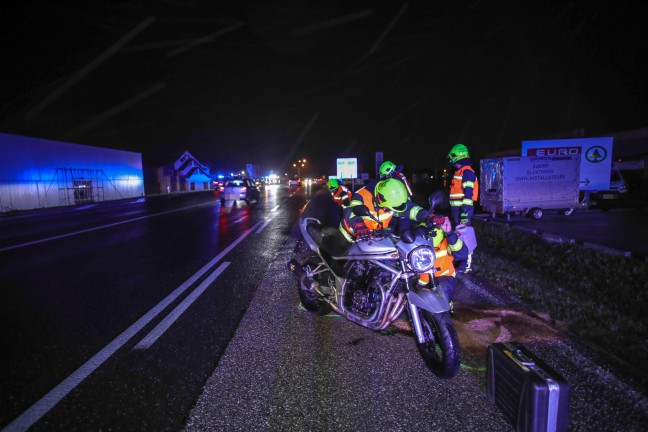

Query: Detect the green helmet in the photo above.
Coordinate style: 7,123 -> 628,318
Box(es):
379,161 -> 397,178
375,179 -> 408,212
448,143 -> 470,163
327,178 -> 339,190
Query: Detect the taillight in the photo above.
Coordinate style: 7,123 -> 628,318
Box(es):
219,186 -> 224,191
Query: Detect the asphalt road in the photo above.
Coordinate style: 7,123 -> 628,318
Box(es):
2,185 -> 647,431
0,186 -> 305,431
183,217 -> 648,432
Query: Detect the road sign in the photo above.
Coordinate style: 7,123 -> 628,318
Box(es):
337,158 -> 358,179
522,137 -> 613,191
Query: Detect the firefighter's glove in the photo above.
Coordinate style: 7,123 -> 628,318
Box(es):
353,222 -> 370,240
429,214 -> 446,229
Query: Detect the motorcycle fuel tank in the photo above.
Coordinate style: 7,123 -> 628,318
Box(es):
345,237 -> 397,259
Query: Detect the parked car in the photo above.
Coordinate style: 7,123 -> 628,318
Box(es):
220,178 -> 260,204
288,176 -> 302,190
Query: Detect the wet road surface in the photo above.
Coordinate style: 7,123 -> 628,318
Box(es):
2,185 -> 647,431
185,234 -> 648,432
0,186 -> 305,431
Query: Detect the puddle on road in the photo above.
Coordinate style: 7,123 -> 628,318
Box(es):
298,300 -> 566,372
452,304 -> 566,358
391,304 -> 567,371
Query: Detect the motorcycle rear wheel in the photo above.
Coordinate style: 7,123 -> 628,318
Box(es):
416,310 -> 461,378
297,279 -> 332,316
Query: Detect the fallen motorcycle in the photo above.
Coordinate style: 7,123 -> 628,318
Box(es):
287,198 -> 461,378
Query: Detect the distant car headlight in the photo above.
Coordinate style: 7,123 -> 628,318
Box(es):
408,246 -> 435,272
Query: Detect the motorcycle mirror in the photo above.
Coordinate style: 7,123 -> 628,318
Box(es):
414,226 -> 428,239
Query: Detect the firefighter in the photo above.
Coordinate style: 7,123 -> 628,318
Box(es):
448,144 -> 479,225
340,178 -> 466,303
379,160 -> 413,197
448,143 -> 479,273
416,214 -> 468,303
339,178 -> 428,242
328,178 -> 352,207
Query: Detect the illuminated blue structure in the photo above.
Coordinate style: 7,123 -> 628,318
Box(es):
0,132 -> 144,212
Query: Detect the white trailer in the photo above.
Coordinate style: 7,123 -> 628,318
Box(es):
480,155 -> 580,219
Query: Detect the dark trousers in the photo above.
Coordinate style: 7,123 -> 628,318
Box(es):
438,275 -> 458,302
450,205 -> 474,227
455,253 -> 472,273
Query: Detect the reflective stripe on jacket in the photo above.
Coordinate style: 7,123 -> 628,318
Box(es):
342,187 -> 394,233
341,183 -> 429,240
418,229 -> 465,285
449,165 -> 478,205
332,186 -> 352,206
430,228 -> 461,277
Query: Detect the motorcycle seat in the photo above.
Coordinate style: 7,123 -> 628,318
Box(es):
307,224 -> 350,257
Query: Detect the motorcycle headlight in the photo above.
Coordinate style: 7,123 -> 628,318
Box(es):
408,246 -> 435,272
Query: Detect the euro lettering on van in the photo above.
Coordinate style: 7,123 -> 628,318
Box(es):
527,147 -> 581,157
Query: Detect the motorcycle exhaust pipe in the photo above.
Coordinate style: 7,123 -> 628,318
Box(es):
286,259 -> 320,293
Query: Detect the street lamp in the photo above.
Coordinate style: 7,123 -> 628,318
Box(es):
294,158 -> 307,178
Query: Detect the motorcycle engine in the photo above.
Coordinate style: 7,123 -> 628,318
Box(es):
343,262 -> 385,316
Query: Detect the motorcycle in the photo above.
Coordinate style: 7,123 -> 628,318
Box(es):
287,195 -> 461,378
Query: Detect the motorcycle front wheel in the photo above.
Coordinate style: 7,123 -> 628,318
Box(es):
416,310 -> 461,378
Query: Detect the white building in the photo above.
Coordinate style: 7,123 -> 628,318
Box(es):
156,151 -> 212,193
0,132 -> 144,213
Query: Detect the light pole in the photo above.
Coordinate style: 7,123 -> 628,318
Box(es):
293,158 -> 306,178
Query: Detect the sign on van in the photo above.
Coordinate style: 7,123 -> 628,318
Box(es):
522,137 -> 613,191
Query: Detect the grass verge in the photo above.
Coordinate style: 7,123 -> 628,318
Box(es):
471,219 -> 648,389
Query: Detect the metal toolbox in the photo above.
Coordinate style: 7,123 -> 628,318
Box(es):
487,342 -> 570,432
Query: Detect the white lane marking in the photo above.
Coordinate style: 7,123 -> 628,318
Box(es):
0,202 -> 212,253
255,218 -> 272,234
133,262 -> 231,349
230,215 -> 245,225
271,205 -> 280,212
1,218 -> 264,432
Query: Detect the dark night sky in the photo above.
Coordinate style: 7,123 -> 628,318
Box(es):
1,0 -> 646,177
